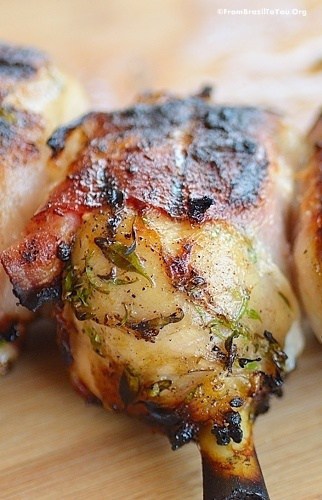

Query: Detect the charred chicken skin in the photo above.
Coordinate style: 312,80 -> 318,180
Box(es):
294,113 -> 322,342
1,91 -> 303,498
0,42 -> 87,372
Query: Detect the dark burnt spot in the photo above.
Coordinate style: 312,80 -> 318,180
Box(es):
211,410 -> 243,445
187,195 -> 213,222
202,454 -> 269,499
127,322 -> 158,342
104,174 -> 124,209
191,129 -> 257,157
204,106 -> 262,132
252,369 -> 285,417
263,330 -> 277,344
144,402 -> 199,449
211,423 -> 231,445
12,279 -> 61,312
238,357 -> 261,368
264,330 -> 287,370
229,157 -> 268,207
229,397 -> 244,408
0,323 -> 20,343
119,366 -> 140,406
21,240 -> 39,263
194,85 -> 213,100
254,395 -> 270,417
0,43 -> 48,81
242,138 -> 258,154
225,410 -> 243,443
167,421 -> 199,450
211,344 -> 228,364
225,410 -> 241,427
126,308 -> 184,342
189,275 -> 206,287
56,241 -> 71,262
47,114 -> 88,157
145,402 -> 182,428
224,335 -> 238,373
0,60 -> 35,79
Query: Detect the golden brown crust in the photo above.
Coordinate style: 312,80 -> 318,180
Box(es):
1,94 -> 282,311
1,210 -> 81,310
48,98 -> 273,222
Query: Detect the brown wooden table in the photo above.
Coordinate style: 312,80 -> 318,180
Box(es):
0,1 -> 322,498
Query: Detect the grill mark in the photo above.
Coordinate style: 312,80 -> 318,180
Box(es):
0,43 -> 48,81
168,128 -> 191,217
48,101 -> 271,224
1,95 -> 276,314
0,59 -> 36,79
50,99 -> 271,224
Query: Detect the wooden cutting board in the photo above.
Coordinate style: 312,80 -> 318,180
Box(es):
0,1 -> 322,499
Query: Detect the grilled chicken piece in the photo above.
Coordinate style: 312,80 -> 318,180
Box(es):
294,113 -> 322,342
1,91 -> 303,498
0,42 -> 87,373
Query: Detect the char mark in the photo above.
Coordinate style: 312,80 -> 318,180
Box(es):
12,279 -> 61,312
0,43 -> 48,81
47,113 -> 92,157
82,99 -> 270,222
47,98 -> 271,224
0,94 -> 274,312
0,323 -> 20,343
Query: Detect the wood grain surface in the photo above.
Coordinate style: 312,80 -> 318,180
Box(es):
0,1 -> 322,499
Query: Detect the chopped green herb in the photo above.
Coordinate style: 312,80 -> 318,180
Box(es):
246,308 -> 262,322
125,308 -> 184,342
85,265 -> 137,294
244,361 -> 260,371
185,384 -> 203,403
63,264 -> 93,320
148,379 -> 172,397
84,327 -> 105,356
95,237 -> 153,285
238,357 -> 261,369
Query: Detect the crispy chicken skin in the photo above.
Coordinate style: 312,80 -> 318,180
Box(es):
0,42 -> 87,373
294,113 -> 322,342
1,91 -> 303,497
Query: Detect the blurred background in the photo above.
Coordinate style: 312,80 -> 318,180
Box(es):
0,0 -> 321,128
0,1 -> 322,499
